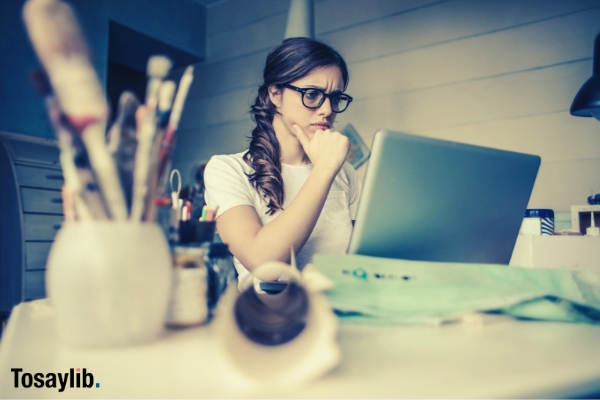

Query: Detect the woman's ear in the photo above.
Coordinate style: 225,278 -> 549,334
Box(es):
268,85 -> 282,108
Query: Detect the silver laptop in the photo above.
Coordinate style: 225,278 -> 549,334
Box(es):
347,130 -> 540,264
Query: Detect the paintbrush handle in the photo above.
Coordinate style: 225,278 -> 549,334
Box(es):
23,0 -> 128,220
23,0 -> 107,120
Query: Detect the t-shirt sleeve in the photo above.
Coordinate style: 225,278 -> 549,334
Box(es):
204,155 -> 254,218
346,163 -> 362,220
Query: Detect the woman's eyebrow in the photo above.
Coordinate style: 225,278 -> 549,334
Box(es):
303,84 -> 345,93
302,84 -> 326,90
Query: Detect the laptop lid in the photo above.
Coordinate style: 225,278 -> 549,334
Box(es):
347,130 -> 540,264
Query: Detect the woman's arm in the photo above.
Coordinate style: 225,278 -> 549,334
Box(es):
215,125 -> 349,271
216,165 -> 335,270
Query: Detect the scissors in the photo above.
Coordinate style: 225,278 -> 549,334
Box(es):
169,168 -> 182,210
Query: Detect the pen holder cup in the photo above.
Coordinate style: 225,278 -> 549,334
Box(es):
46,222 -> 173,348
179,220 -> 215,244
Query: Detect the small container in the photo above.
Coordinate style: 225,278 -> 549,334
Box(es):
521,209 -> 554,235
179,220 -> 215,244
165,245 -> 210,328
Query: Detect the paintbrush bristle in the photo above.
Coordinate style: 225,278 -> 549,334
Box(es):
118,91 -> 140,115
23,0 -> 91,65
147,55 -> 172,79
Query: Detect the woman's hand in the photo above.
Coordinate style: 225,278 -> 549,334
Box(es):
292,124 -> 349,176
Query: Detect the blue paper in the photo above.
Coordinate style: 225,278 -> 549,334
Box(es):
313,254 -> 600,324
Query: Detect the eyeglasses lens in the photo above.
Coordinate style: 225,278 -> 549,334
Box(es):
332,96 -> 348,112
303,89 -> 323,107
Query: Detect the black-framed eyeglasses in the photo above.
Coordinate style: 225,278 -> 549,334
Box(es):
282,84 -> 353,113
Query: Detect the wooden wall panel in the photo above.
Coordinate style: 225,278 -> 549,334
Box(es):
173,0 -> 600,210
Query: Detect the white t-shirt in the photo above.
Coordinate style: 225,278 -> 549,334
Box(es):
204,152 -> 360,286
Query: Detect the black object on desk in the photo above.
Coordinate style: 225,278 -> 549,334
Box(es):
259,282 -> 288,294
178,220 -> 215,244
206,242 -> 237,310
234,281 -> 308,346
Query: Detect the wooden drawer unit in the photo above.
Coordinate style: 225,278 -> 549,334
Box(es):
24,242 -> 53,271
23,214 -> 63,241
0,132 -> 63,312
15,165 -> 64,189
21,187 -> 64,214
23,271 -> 47,301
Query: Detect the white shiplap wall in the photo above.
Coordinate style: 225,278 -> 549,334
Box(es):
173,0 -> 600,211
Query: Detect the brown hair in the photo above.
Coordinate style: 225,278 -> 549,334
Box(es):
244,37 -> 349,215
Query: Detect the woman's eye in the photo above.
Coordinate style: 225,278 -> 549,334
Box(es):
305,90 -> 321,100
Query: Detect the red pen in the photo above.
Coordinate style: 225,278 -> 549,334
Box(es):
181,201 -> 192,222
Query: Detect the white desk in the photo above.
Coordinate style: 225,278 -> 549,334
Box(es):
1,299 -> 600,398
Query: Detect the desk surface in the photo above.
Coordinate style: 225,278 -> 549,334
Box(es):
1,299 -> 600,398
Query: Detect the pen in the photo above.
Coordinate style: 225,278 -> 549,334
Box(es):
205,206 -> 218,222
181,201 -> 192,222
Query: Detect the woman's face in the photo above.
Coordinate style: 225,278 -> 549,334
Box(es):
269,65 -> 344,139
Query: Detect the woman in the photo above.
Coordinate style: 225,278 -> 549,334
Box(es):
204,37 -> 360,287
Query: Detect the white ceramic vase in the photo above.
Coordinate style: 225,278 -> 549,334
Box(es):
46,222 -> 172,347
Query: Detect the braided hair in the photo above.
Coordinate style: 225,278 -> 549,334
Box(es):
243,37 -> 349,215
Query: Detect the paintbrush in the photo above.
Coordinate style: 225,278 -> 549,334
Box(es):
155,65 -> 195,192
23,0 -> 128,220
107,91 -> 140,213
30,68 -> 108,220
144,80 -> 176,222
130,55 -> 172,221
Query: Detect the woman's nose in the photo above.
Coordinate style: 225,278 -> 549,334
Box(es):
317,96 -> 333,116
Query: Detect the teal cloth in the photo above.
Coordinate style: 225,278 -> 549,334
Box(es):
312,254 -> 600,324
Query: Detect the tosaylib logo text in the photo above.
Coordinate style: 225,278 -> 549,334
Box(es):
11,367 -> 101,392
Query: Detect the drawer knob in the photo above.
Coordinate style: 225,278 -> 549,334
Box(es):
46,174 -> 64,181
53,224 -> 61,230
51,198 -> 63,204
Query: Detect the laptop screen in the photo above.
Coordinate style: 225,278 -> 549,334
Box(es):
347,130 -> 540,264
